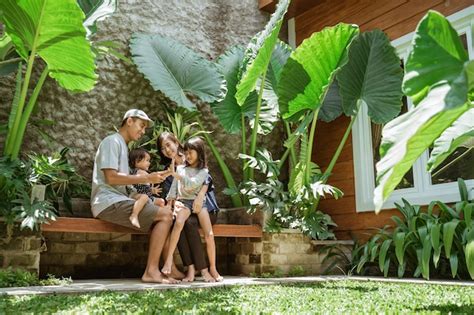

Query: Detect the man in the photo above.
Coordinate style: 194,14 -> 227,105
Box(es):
91,109 -> 176,283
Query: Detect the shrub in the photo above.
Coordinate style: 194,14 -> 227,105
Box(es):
0,268 -> 72,288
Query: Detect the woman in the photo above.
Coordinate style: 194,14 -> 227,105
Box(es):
158,132 -> 221,282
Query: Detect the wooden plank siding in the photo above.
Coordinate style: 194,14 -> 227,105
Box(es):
291,0 -> 472,241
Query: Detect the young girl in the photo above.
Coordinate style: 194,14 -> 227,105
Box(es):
128,148 -> 166,228
161,137 -> 222,282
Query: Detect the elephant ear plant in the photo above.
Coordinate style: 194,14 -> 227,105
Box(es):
374,11 -> 474,211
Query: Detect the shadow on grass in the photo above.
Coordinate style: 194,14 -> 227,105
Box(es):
416,304 -> 474,313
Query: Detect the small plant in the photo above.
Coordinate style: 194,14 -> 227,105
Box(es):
12,193 -> 57,231
0,268 -> 72,288
236,148 -> 338,240
288,265 -> 305,277
354,178 -> 474,280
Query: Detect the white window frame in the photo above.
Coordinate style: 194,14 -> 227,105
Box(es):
353,5 -> 474,212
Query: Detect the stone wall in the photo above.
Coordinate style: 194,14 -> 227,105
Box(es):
0,223 -> 45,275
40,231 -> 229,279
0,1 -> 285,208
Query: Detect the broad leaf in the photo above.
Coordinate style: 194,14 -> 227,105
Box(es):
0,0 -> 97,91
211,46 -> 257,133
77,0 -> 117,38
319,80 -> 343,122
0,34 -> 19,76
278,23 -> 359,119
130,34 -> 226,111
235,0 -> 290,106
427,108 -> 474,171
379,239 -> 392,272
466,240 -> 474,280
403,11 -> 469,105
443,219 -> 459,258
337,30 -> 403,124
374,83 -> 470,211
421,234 -> 432,279
394,232 -> 406,266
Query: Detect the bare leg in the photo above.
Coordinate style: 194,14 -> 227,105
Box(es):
142,205 -> 179,284
162,236 -> 185,280
162,207 -> 191,275
197,210 -> 223,282
182,264 -> 196,282
130,194 -> 149,229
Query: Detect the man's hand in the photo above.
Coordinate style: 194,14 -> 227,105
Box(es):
147,172 -> 167,184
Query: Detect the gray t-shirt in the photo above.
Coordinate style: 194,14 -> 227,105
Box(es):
91,133 -> 132,217
166,165 -> 209,201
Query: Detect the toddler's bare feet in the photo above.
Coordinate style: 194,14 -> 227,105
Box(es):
129,215 -> 141,229
182,265 -> 196,282
210,267 -> 223,282
161,259 -> 173,275
201,269 -> 216,283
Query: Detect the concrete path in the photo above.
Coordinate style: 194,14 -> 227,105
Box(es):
1,276 -> 472,296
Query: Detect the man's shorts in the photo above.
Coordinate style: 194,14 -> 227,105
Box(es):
97,200 -> 159,232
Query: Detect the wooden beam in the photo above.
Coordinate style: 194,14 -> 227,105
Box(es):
41,217 -> 263,238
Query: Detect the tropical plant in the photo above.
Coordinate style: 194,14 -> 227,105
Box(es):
28,147 -> 91,211
0,0 -> 98,159
12,192 -> 57,231
238,148 -> 339,239
374,11 -> 474,211
353,178 -> 474,280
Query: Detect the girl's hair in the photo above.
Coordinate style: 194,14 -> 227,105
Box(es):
129,148 -> 149,169
183,137 -> 207,169
157,132 -> 184,166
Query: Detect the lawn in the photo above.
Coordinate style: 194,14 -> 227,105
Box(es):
0,280 -> 473,314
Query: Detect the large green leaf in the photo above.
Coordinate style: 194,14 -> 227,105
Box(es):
211,46 -> 257,134
278,23 -> 359,120
443,219 -> 459,258
394,231 -> 406,266
427,108 -> 474,171
421,234 -> 432,279
403,11 -> 469,105
0,0 -> 97,91
130,34 -> 226,111
466,240 -> 474,280
235,0 -> 290,106
77,0 -> 117,38
319,80 -> 343,123
337,30 -> 403,124
374,83 -> 470,211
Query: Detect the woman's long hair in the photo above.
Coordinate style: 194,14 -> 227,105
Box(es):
183,137 -> 207,169
157,132 -> 184,167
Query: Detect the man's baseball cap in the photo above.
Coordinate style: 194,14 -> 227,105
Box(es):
122,109 -> 154,127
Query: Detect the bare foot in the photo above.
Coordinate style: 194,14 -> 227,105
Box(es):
142,269 -> 172,284
201,269 -> 216,283
129,215 -> 141,229
182,265 -> 196,283
161,259 -> 173,275
170,264 -> 185,280
210,267 -> 223,282
164,275 -> 180,284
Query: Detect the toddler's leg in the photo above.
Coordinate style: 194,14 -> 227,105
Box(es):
197,210 -> 223,282
130,194 -> 149,229
161,206 -> 191,275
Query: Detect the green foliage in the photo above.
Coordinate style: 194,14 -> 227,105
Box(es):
0,156 -> 30,223
77,0 -> 117,38
321,242 -> 360,275
354,179 -> 474,280
374,11 -> 474,210
12,193 -> 57,231
129,34 -> 226,111
237,149 -> 338,240
28,147 -> 91,211
0,268 -> 72,288
288,265 -> 306,277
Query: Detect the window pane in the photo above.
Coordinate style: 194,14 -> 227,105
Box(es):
431,33 -> 473,185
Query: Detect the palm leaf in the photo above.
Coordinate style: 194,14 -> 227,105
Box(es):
130,34 -> 226,111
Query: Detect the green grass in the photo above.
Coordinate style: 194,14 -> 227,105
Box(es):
1,280 -> 473,314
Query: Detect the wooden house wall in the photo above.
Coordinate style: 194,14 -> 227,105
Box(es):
293,0 -> 471,241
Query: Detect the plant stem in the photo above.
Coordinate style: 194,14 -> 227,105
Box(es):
248,70 -> 268,180
0,57 -> 22,66
11,66 -> 49,159
284,121 -> 297,168
241,113 -> 248,182
277,147 -> 290,171
5,0 -> 46,158
431,147 -> 473,179
306,109 -> 319,185
197,118 -> 242,207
